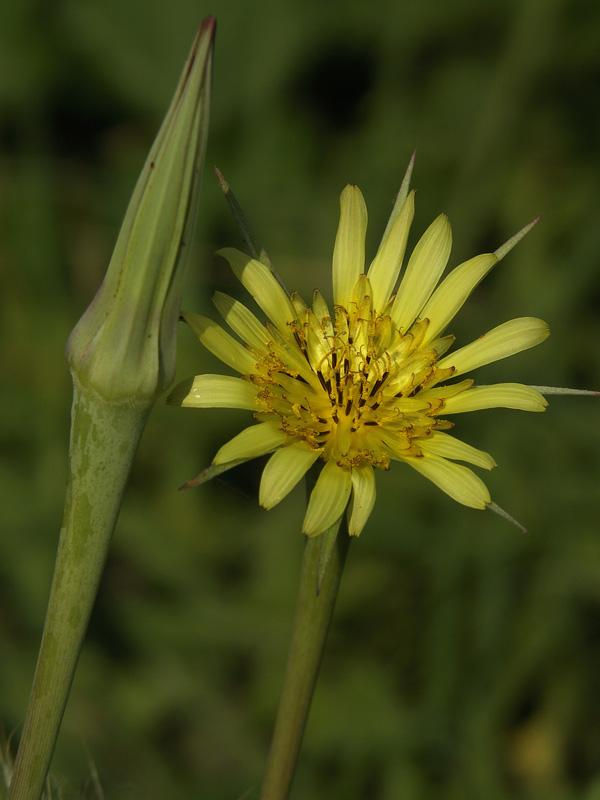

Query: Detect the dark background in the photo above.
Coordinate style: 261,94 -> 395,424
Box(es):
2,0 -> 600,798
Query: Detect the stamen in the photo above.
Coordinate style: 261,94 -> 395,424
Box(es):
369,376 -> 385,396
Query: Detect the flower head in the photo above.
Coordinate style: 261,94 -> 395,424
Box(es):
169,161 -> 549,536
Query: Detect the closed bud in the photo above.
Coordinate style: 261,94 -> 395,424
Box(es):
67,17 -> 215,402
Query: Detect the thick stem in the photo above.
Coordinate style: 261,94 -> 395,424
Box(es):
259,525 -> 351,800
8,380 -> 151,800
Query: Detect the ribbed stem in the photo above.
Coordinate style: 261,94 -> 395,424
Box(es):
8,381 -> 151,800
259,525 -> 350,800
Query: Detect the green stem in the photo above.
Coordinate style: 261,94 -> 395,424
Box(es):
259,525 -> 351,800
8,380 -> 151,800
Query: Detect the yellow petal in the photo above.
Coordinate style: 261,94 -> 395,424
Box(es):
418,431 -> 497,470
391,214 -> 452,332
182,312 -> 257,373
214,423 -> 287,464
332,185 -> 367,307
259,445 -> 320,509
167,374 -> 257,408
303,460 -> 353,536
420,253 -> 498,342
312,289 -> 332,324
348,463 -> 376,536
305,308 -> 332,367
414,378 -> 474,404
404,452 -> 491,508
442,383 -> 548,414
438,317 -> 549,376
367,190 -> 415,313
212,291 -> 269,351
291,291 -> 308,319
217,247 -> 297,337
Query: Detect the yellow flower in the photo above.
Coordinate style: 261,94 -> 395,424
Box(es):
169,167 -> 549,537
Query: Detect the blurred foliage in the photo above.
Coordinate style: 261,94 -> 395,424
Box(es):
2,0 -> 600,798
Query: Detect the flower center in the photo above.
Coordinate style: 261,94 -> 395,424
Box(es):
251,287 -> 454,470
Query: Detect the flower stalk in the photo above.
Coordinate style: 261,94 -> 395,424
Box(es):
260,514 -> 351,800
8,391 -> 150,800
8,18 -> 214,800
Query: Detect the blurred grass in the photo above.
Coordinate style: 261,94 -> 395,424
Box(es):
2,0 -> 600,798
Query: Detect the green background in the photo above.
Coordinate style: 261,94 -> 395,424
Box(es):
2,0 -> 600,798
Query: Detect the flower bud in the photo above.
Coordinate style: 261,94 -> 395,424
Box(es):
67,17 -> 215,402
